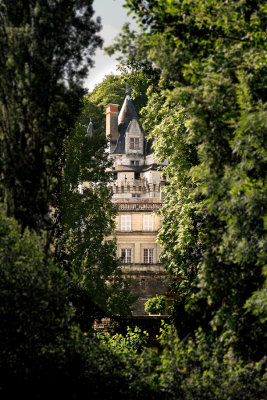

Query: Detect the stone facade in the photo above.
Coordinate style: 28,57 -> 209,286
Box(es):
105,86 -> 169,316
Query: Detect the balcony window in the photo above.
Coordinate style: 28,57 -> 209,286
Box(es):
143,215 -> 154,231
121,215 -> 131,231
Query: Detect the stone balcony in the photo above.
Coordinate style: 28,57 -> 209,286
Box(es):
112,198 -> 162,212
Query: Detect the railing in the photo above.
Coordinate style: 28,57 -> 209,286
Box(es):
118,202 -> 161,211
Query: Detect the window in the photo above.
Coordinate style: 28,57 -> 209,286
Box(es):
121,248 -> 132,263
135,172 -> 140,180
130,160 -> 139,166
121,215 -> 131,231
130,137 -> 140,150
144,248 -> 154,263
143,215 -> 154,231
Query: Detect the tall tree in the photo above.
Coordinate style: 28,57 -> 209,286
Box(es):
0,0 -> 102,235
59,114 -> 133,327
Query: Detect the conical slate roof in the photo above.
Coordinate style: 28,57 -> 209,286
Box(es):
86,119 -> 94,137
113,85 -> 144,154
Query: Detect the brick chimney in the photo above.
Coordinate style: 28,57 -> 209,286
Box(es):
105,103 -> 119,153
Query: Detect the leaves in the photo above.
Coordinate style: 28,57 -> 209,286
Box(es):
0,0 -> 102,235
58,107 -> 133,323
121,0 -> 267,360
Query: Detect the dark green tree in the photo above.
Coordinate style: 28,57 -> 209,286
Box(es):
59,115 -> 133,327
104,23 -> 161,91
0,0 -> 102,235
0,204 -> 139,399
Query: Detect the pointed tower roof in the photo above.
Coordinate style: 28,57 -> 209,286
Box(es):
118,82 -> 139,127
113,83 -> 144,154
86,119 -> 94,137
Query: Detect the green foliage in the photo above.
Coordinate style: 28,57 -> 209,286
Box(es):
122,0 -> 267,361
0,203 -> 127,398
156,323 -> 267,400
144,295 -> 167,314
0,0 -> 102,234
105,23 -> 160,90
59,109 -> 133,325
97,327 -> 163,399
1,201 -> 265,399
98,326 -> 149,354
245,265 -> 267,324
98,322 -> 267,400
1,0 -> 266,397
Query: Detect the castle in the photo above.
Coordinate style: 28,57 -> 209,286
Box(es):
104,85 -> 169,316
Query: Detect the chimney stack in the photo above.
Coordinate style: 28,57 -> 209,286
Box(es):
105,103 -> 119,153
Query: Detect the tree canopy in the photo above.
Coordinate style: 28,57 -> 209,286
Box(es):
0,0 -> 102,235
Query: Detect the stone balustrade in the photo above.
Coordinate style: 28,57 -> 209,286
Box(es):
117,202 -> 161,211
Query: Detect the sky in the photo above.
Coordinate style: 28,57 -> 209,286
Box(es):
84,0 -> 137,92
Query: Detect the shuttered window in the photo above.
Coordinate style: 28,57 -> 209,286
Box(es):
143,215 -> 154,231
121,215 -> 131,231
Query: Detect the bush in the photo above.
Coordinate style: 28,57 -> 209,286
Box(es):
156,323 -> 267,400
0,205 -> 135,399
144,295 -> 167,314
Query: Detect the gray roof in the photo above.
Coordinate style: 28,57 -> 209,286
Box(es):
145,137 -> 154,155
86,119 -> 94,137
113,93 -> 145,154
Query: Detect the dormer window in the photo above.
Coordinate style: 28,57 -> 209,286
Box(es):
130,137 -> 139,150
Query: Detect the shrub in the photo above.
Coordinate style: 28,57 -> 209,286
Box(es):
144,295 -> 167,314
